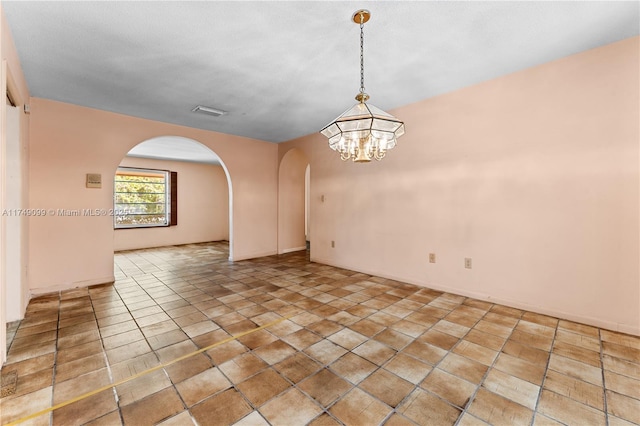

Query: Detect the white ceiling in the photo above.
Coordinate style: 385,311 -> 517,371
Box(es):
126,136 -> 221,165
3,1 -> 639,146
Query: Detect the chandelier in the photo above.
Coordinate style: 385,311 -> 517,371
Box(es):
320,9 -> 404,163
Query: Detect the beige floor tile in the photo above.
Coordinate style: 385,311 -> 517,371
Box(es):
219,353 -> 268,382
468,388 -> 533,425
105,339 -> 152,365
1,364 -> 49,399
601,330 -> 640,349
607,390 -> 640,424
10,331 -> 57,350
273,352 -> 322,383
236,368 -> 290,407
438,353 -> 488,385
397,388 -> 461,425
555,328 -> 600,352
253,340 -> 297,365
453,340 -> 498,366
304,339 -> 348,365
109,352 -> 160,382
384,353 -> 432,384
164,353 -> 212,383
155,410 -> 196,426
155,339 -> 199,364
543,369 -> 604,410
502,340 -> 550,365
510,329 -> 553,352
515,320 -> 555,338
374,328 -> 413,350
0,353 -> 54,378
260,388 -> 323,426
464,329 -> 506,351
298,368 -> 352,407
330,388 -> 392,425
432,320 -> 470,338
558,320 -> 599,338
457,413 -> 491,425
191,388 -> 253,426
603,341 -> 640,364
421,368 -> 477,408
353,339 -> 397,365
6,341 -> 56,364
521,312 -> 558,329
53,390 -> 118,426
0,386 -> 53,425
120,387 -> 184,426
483,312 -> 518,329
53,368 -> 111,404
538,389 -> 606,425
308,413 -> 342,426
494,353 -> 546,385
329,352 -> 377,384
146,329 -> 189,351
607,415 -> 639,426
553,340 -> 601,367
359,368 -> 414,408
482,368 -> 540,409
548,353 -> 603,386
605,370 -> 640,400
328,328 -> 368,350
603,354 -> 640,380
116,369 -> 172,406
237,329 -> 278,350
54,353 -> 106,383
176,367 -> 232,406
418,329 -> 460,351
84,410 -> 123,426
206,339 -> 248,364
140,319 -> 179,338
389,320 -> 430,338
472,319 -> 513,338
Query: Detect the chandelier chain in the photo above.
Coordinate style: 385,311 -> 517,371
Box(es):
359,14 -> 365,94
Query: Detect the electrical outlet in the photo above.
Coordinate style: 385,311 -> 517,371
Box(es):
331,240 -> 335,248
465,258 -> 472,269
429,253 -> 436,263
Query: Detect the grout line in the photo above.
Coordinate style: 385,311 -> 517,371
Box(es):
5,315 -> 290,426
529,319 -> 559,426
599,328 -> 610,426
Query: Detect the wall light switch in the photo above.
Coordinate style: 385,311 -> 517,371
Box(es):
429,253 -> 436,263
465,258 -> 472,269
331,240 -> 335,248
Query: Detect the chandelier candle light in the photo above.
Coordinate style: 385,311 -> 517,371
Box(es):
320,9 -> 405,162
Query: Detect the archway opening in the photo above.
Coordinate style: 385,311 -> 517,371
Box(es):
112,136 -> 233,261
278,148 -> 310,254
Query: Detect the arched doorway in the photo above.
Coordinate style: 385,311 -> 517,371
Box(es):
278,148 -> 310,254
113,136 -> 233,258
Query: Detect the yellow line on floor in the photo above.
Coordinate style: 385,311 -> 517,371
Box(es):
7,315 -> 290,426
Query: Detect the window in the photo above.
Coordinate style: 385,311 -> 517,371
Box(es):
114,167 -> 177,228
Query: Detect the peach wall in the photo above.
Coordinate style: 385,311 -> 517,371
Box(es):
114,157 -> 229,251
281,37 -> 640,335
278,148 -> 309,253
28,98 -> 277,294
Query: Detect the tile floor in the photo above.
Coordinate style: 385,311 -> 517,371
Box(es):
1,241 -> 639,426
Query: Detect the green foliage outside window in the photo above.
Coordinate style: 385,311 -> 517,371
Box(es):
114,169 -> 168,227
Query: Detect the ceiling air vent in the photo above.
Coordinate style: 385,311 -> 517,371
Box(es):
192,105 -> 227,117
